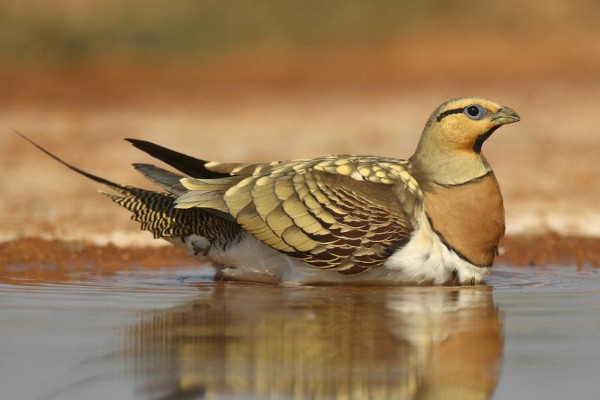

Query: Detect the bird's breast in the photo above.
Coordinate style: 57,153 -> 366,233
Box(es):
423,173 -> 505,266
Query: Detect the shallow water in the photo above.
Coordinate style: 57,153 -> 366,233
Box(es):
0,265 -> 599,400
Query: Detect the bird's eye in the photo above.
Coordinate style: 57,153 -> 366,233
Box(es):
464,104 -> 485,120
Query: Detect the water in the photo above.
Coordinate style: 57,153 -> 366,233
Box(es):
0,265 -> 599,400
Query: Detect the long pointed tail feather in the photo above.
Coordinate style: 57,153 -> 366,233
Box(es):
18,132 -> 133,196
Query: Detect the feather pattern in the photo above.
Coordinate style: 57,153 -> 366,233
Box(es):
103,189 -> 242,247
175,155 -> 421,275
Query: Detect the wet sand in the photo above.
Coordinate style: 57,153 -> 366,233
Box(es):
2,235 -> 599,285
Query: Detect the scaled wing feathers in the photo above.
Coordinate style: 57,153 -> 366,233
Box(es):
175,156 -> 421,275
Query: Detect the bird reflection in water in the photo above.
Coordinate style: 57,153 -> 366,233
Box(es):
125,284 -> 503,400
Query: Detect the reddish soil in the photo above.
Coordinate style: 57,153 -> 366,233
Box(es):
0,238 -> 191,283
2,40 -> 600,109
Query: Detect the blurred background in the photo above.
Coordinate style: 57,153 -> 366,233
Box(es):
2,0 -> 600,245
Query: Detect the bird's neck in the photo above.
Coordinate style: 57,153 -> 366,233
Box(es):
409,143 -> 491,187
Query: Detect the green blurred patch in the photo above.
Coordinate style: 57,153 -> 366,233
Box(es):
1,0 -> 599,63
0,0 -> 439,61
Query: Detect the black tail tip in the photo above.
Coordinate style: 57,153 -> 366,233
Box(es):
125,138 -> 147,146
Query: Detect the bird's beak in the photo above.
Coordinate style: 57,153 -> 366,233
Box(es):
492,106 -> 520,125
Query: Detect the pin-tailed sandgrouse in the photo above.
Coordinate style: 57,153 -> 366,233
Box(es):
23,97 -> 520,285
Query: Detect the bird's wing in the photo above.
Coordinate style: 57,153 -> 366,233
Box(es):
176,156 -> 422,275
126,138 -> 360,179
203,160 -> 285,176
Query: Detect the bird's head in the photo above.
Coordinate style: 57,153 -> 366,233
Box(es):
410,97 -> 520,185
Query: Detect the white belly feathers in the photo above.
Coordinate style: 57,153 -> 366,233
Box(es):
170,210 -> 489,285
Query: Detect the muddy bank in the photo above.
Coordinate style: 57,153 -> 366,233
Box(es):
499,235 -> 600,269
0,238 -> 192,283
1,235 -> 598,283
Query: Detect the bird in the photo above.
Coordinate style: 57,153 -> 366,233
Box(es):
21,97 -> 520,285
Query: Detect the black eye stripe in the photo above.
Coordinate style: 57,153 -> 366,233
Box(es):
436,107 -> 464,122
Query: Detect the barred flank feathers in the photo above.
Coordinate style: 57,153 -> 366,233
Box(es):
103,189 -> 243,248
